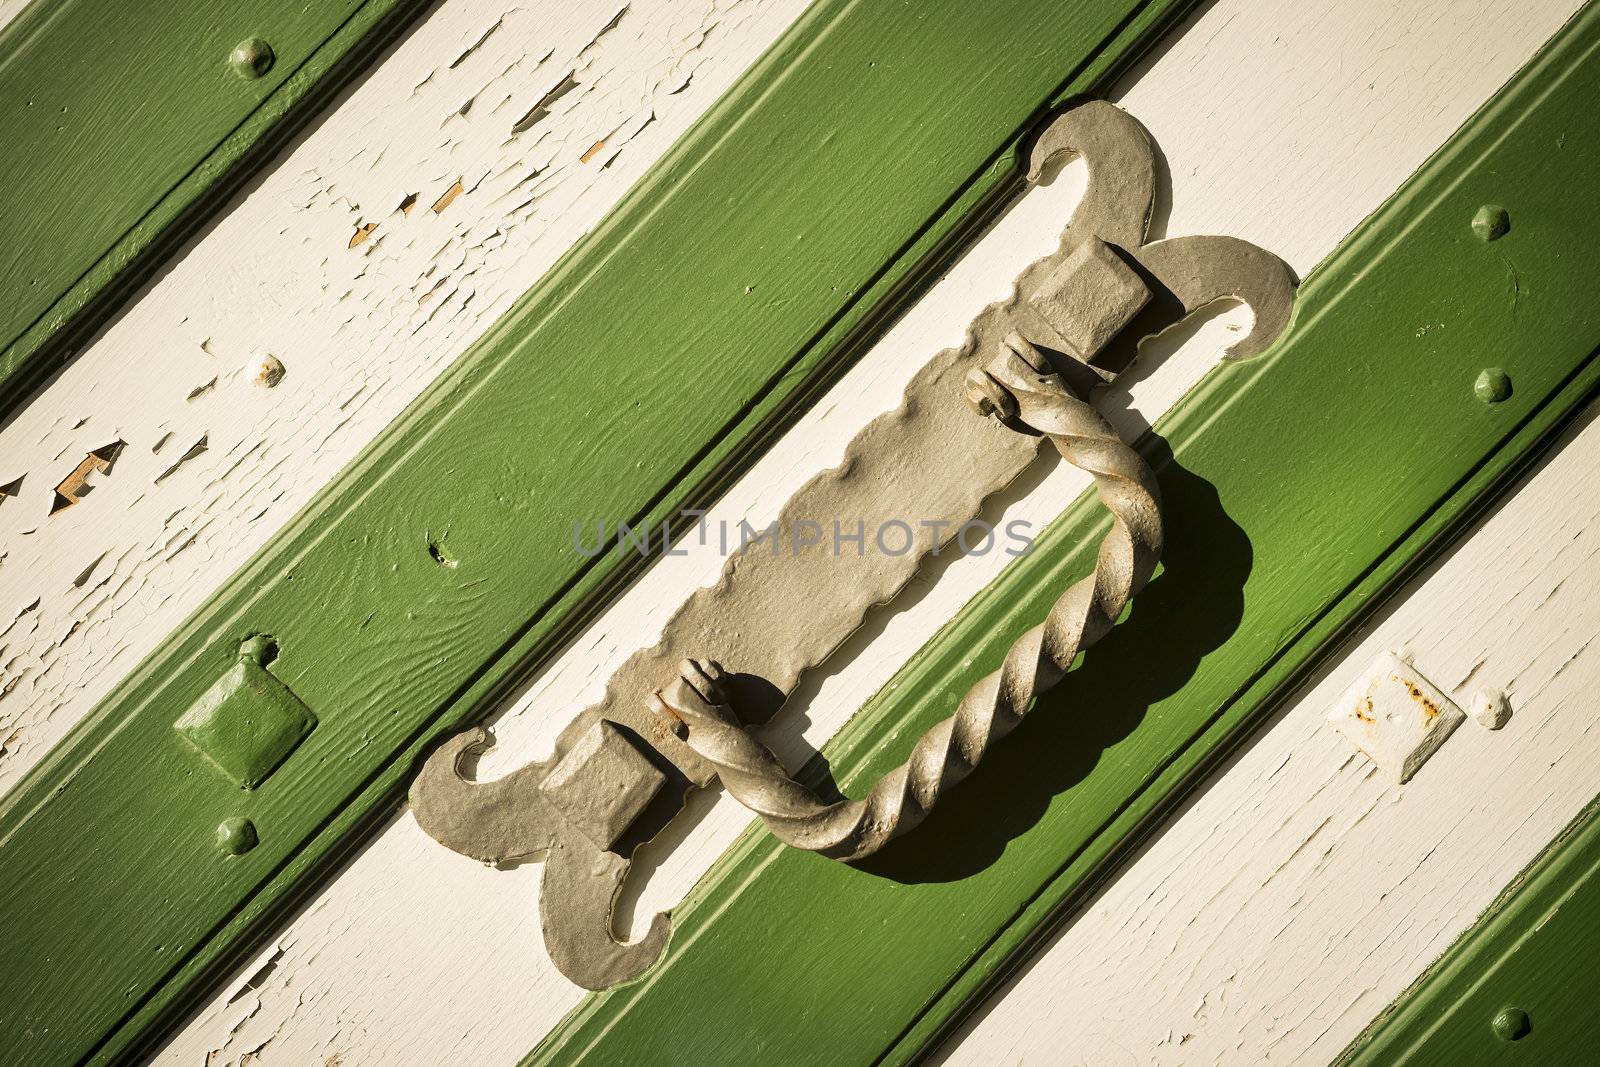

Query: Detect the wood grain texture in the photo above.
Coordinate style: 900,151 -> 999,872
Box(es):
0,1 -> 1204,1061
0,1 -> 31,34
150,2 -> 1585,1064
1339,793 -> 1600,1064
0,0 -> 430,412
0,0 -> 816,1056
937,401 -> 1600,1065
533,6 -> 1600,1060
0,0 -> 808,802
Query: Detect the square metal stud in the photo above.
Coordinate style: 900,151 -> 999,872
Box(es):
1327,650 -> 1465,783
1022,236 -> 1151,363
539,720 -> 667,851
174,637 -> 316,790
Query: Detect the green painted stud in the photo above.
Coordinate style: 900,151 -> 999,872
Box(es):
172,635 -> 316,789
1491,1007 -> 1531,1042
214,817 -> 258,857
1472,204 -> 1511,241
1475,367 -> 1513,403
228,37 -> 275,79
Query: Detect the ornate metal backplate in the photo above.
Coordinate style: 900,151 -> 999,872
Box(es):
410,100 -> 1296,989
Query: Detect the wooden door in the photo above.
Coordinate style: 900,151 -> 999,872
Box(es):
2,2 -> 1598,1063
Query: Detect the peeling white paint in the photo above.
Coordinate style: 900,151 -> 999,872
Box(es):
938,401 -> 1600,1067
0,0 -> 813,799
148,1 -> 1586,1063
0,0 -> 30,34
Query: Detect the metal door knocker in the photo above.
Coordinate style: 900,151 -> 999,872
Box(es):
409,100 -> 1296,988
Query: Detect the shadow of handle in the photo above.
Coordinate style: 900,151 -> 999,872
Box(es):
652,336 -> 1162,864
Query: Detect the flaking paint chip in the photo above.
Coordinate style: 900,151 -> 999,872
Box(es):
431,180 -> 463,214
1327,650 -> 1465,783
50,441 -> 125,514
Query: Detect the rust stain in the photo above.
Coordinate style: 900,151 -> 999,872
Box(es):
1354,697 -> 1375,724
348,221 -> 379,248
651,689 -> 686,725
580,139 -> 606,163
1393,674 -> 1440,722
255,353 -> 286,388
431,179 -> 464,214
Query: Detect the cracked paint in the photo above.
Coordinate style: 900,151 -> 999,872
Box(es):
428,179 -> 463,214
0,0 -> 808,803
40,0 -> 1534,1062
946,395 -> 1600,1067
511,73 -> 581,134
49,441 -> 125,514
155,436 -> 211,485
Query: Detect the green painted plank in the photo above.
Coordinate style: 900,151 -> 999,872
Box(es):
0,0 -> 429,415
0,1 -> 1200,1062
1337,793 -> 1600,1065
531,7 -> 1600,1064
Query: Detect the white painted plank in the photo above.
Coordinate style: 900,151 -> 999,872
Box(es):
152,1 -> 1584,1063
0,0 -> 814,794
0,0 -> 29,34
935,400 -> 1600,1067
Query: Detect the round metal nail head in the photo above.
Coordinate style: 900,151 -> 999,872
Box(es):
229,38 -> 275,79
216,816 -> 259,856
1472,204 -> 1511,242
1491,1007 -> 1531,1042
1475,368 -> 1512,404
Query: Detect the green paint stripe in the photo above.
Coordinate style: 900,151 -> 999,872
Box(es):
531,6 -> 1600,1064
889,354 -> 1600,1067
1338,792 -> 1600,1064
0,2 -> 1200,1062
0,0 -> 430,416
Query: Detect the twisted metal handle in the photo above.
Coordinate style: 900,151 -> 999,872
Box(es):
650,334 -> 1162,861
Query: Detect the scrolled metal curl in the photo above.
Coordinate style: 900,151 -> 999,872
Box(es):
650,333 -> 1162,861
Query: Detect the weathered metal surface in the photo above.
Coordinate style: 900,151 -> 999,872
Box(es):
1019,236 -> 1152,366
534,11 -> 1600,1058
1326,650 -> 1466,783
410,99 -> 1294,986
0,4 -> 1257,1057
538,722 -> 667,852
653,335 -> 1163,859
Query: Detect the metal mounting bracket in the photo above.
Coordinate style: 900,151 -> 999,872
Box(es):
409,100 -> 1296,989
